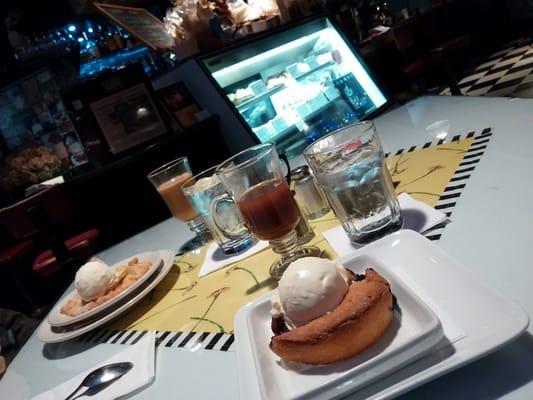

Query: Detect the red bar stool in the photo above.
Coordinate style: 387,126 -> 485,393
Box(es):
0,185 -> 101,305
33,228 -> 100,278
414,5 -> 471,95
0,240 -> 36,311
0,241 -> 34,266
429,35 -> 470,95
393,19 -> 429,93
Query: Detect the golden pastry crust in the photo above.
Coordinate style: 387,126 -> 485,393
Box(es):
270,268 -> 393,365
60,260 -> 151,317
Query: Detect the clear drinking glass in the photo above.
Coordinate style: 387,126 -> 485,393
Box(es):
216,143 -> 313,279
304,121 -> 403,245
182,166 -> 256,255
148,157 -> 212,248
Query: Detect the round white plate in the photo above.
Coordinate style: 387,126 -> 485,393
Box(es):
38,250 -> 174,343
47,252 -> 162,328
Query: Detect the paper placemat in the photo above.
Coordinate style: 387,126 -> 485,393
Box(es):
81,129 -> 491,351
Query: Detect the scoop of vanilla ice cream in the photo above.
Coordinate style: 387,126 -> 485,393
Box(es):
75,260 -> 115,302
272,257 -> 349,328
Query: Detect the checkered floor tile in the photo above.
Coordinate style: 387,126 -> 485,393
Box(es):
440,39 -> 533,97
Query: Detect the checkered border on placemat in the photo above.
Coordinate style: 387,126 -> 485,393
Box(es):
385,127 -> 493,242
78,128 -> 492,351
77,328 -> 236,351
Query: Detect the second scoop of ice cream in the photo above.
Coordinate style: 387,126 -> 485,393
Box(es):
272,257 -> 350,328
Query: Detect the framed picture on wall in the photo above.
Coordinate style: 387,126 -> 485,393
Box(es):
156,82 -> 202,128
90,83 -> 167,154
0,68 -> 88,166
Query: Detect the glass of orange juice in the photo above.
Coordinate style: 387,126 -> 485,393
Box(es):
148,157 -> 212,248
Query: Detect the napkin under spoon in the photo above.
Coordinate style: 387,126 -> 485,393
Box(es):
64,362 -> 133,400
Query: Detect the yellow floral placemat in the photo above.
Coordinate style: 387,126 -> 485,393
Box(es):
95,129 -> 491,348
388,138 -> 474,207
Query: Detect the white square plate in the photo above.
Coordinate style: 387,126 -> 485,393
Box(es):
235,230 -> 529,400
236,242 -> 445,399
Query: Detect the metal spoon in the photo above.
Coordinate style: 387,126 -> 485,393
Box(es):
64,362 -> 133,400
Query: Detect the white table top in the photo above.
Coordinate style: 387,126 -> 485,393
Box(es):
3,95 -> 533,399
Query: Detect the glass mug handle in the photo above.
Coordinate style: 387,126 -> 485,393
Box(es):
280,153 -> 291,184
210,193 -> 249,239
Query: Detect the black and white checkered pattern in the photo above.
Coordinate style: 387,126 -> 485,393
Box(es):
77,328 -> 237,351
385,128 -> 492,242
424,128 -> 492,240
440,39 -> 533,97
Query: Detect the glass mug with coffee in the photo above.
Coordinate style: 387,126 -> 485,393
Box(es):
216,143 -> 320,279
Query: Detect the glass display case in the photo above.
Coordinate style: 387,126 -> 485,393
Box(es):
200,17 -> 388,157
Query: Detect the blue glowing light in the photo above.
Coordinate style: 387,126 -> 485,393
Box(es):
77,37 -> 84,43
68,25 -> 76,32
68,34 -> 74,39
88,28 -> 94,33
